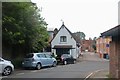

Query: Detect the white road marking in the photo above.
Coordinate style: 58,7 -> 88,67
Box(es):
0,76 -> 8,79
84,72 -> 93,80
42,69 -> 48,71
31,70 -> 38,72
16,73 -> 24,75
84,69 -> 104,80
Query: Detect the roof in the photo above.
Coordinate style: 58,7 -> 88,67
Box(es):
101,25 -> 120,37
50,23 -> 78,43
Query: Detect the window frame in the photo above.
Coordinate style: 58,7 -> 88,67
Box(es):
60,36 -> 67,42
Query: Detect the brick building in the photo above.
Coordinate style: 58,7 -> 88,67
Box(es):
101,25 -> 120,78
96,37 -> 111,59
81,39 -> 95,52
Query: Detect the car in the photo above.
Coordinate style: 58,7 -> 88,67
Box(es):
56,54 -> 76,65
22,53 -> 57,70
0,57 -> 14,76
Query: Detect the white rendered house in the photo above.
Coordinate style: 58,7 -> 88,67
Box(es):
51,23 -> 81,59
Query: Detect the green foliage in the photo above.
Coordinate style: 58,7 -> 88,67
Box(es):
74,31 -> 86,40
12,58 -> 23,69
2,2 -> 49,55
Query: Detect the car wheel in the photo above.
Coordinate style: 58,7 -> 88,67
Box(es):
63,60 -> 67,65
36,63 -> 41,70
73,60 -> 76,64
52,61 -> 57,67
3,66 -> 12,76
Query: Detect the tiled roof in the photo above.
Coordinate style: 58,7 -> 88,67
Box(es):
101,25 -> 120,37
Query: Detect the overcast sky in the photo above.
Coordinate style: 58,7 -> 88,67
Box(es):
32,0 -> 119,39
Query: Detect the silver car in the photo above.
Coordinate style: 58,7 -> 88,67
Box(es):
0,57 -> 14,76
22,53 -> 57,70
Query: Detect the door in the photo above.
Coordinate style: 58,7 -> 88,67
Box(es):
37,54 -> 48,67
45,54 -> 53,66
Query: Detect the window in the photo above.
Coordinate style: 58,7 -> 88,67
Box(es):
60,36 -> 67,42
37,54 -> 46,58
45,54 -> 52,58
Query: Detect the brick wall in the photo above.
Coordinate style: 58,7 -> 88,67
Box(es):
110,37 -> 120,78
82,40 -> 94,52
96,37 -> 111,58
110,41 -> 116,78
116,39 -> 120,78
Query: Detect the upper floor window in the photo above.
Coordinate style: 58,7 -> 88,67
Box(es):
60,36 -> 67,42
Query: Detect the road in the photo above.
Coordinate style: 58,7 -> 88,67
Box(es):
2,52 -> 109,79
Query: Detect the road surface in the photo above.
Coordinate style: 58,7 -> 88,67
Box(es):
2,52 -> 109,79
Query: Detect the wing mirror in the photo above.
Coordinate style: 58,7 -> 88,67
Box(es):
0,59 -> 4,62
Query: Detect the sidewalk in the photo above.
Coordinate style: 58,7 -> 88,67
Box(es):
89,70 -> 109,78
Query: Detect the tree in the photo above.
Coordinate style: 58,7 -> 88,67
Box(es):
73,31 -> 86,40
2,2 -> 49,58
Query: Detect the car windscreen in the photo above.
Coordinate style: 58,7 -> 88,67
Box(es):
25,54 -> 34,58
61,54 -> 70,58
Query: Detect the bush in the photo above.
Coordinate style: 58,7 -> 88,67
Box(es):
12,58 -> 23,69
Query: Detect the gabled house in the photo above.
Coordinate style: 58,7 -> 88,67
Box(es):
45,28 -> 58,52
51,23 -> 81,59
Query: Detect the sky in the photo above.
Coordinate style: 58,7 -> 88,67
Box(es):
31,0 -> 119,39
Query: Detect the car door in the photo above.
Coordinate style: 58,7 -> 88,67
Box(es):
45,54 -> 53,66
65,54 -> 72,63
0,58 -> 4,73
37,54 -> 48,67
67,55 -> 74,63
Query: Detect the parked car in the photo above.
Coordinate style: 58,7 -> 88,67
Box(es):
0,57 -> 14,76
22,53 -> 57,70
56,54 -> 76,65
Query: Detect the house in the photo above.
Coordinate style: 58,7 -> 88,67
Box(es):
45,28 -> 58,52
51,23 -> 81,59
101,25 -> 120,78
96,37 -> 111,59
81,39 -> 95,52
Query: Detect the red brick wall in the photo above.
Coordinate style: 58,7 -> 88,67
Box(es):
110,38 -> 120,78
110,41 -> 116,78
82,40 -> 94,52
96,37 -> 111,58
116,39 -> 120,78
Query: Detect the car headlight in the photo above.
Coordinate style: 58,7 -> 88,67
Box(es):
22,62 -> 24,64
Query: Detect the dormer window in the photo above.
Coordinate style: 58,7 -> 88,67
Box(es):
60,36 -> 67,42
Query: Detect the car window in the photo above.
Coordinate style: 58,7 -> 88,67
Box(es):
25,54 -> 34,58
0,58 -> 2,62
62,54 -> 68,57
45,54 -> 52,58
62,54 -> 71,58
37,54 -> 46,58
0,58 -> 4,62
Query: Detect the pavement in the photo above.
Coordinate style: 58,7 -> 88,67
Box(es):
89,69 -> 109,78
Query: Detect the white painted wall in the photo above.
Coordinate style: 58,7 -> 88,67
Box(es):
51,26 -> 79,59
